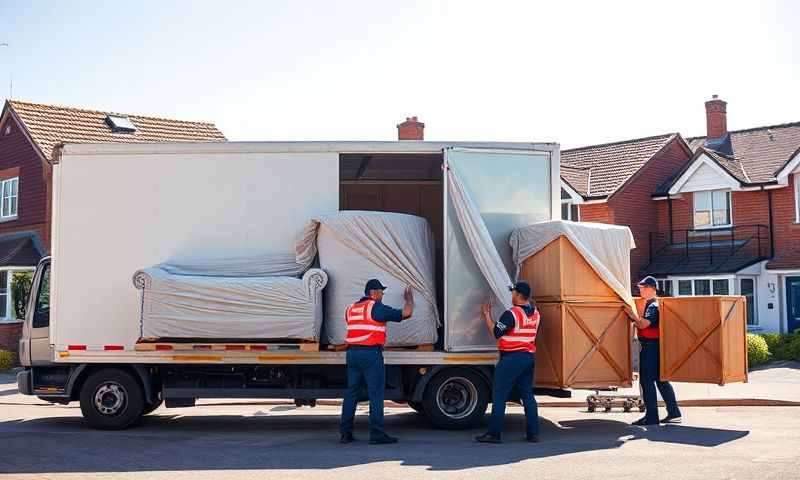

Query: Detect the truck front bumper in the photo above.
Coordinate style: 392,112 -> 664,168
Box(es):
17,369 -> 32,395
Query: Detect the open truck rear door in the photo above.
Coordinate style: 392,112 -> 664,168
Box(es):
442,147 -> 558,352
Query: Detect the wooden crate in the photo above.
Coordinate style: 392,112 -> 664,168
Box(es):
658,296 -> 748,385
519,236 -> 621,303
534,302 -> 633,389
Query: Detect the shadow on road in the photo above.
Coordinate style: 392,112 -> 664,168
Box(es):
0,411 -> 750,474
0,387 -> 18,397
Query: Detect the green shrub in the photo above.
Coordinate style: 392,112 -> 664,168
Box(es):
759,332 -> 784,352
773,332 -> 800,361
747,333 -> 771,366
0,349 -> 15,371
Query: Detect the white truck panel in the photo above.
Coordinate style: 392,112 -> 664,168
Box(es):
51,151 -> 339,351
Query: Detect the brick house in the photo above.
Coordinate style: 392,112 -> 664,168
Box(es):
562,96 -> 800,334
646,97 -> 800,334
0,100 -> 225,353
559,133 -> 693,286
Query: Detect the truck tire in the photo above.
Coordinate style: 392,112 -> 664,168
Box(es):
79,369 -> 144,430
422,368 -> 489,430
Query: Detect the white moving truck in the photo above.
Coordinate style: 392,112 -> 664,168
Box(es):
17,140 -> 561,430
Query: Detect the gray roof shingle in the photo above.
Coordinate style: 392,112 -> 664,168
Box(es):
686,122 -> 800,184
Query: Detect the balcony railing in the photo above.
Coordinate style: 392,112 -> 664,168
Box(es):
647,224 -> 771,273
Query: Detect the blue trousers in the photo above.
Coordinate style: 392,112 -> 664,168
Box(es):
340,347 -> 386,439
639,340 -> 681,421
488,351 -> 539,438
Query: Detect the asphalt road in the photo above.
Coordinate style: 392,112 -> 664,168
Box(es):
0,376 -> 798,480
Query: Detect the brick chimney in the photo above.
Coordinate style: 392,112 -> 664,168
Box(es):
705,95 -> 728,139
397,116 -> 424,140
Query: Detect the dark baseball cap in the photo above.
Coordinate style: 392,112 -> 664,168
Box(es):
364,279 -> 388,295
508,281 -> 532,299
637,276 -> 658,289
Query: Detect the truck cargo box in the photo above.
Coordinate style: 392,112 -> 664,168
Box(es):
49,142 -> 560,356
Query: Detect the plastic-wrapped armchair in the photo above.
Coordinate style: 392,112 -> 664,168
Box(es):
133,265 -> 328,342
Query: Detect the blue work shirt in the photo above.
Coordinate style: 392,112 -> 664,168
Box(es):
643,298 -> 659,329
357,297 -> 404,323
493,303 -> 536,339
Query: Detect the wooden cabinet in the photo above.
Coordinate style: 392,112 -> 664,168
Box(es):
534,301 -> 633,389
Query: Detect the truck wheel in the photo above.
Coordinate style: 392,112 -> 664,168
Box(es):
79,369 -> 144,430
422,368 -> 488,430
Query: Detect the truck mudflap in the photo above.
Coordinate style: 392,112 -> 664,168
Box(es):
17,369 -> 32,395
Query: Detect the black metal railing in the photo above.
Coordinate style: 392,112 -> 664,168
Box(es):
648,224 -> 771,267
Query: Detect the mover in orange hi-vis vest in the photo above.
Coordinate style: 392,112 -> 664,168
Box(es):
475,281 -> 541,444
340,279 -> 414,445
631,276 -> 682,426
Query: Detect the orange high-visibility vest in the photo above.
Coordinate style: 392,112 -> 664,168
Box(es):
344,299 -> 387,346
498,306 -> 540,353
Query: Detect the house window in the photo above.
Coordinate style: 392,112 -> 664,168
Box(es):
739,278 -> 756,326
657,279 -> 673,296
0,268 -> 36,322
0,177 -> 19,220
678,280 -> 693,296
0,271 -> 7,318
693,189 -> 731,228
674,277 -> 732,296
795,174 -> 800,223
713,279 -> 730,295
694,279 -> 711,295
561,201 -> 579,221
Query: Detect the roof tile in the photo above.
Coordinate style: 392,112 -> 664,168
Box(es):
561,133 -> 676,198
6,100 -> 226,160
686,122 -> 800,184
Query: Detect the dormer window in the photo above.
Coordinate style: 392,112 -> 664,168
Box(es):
693,189 -> 731,229
105,114 -> 137,133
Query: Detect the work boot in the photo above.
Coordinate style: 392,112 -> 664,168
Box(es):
631,417 -> 659,426
340,432 -> 355,444
369,434 -> 398,445
660,415 -> 682,424
475,433 -> 502,444
524,434 -> 540,443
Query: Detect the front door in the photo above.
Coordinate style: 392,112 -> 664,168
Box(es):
785,277 -> 800,334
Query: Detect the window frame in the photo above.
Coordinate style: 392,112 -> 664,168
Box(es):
795,173 -> 800,224
693,189 -> 732,229
0,266 -> 36,323
670,276 -> 734,297
656,279 -> 674,296
0,176 -> 19,221
738,276 -> 757,327
560,199 -> 579,221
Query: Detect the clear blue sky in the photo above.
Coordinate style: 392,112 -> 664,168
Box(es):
1,1 -> 797,147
